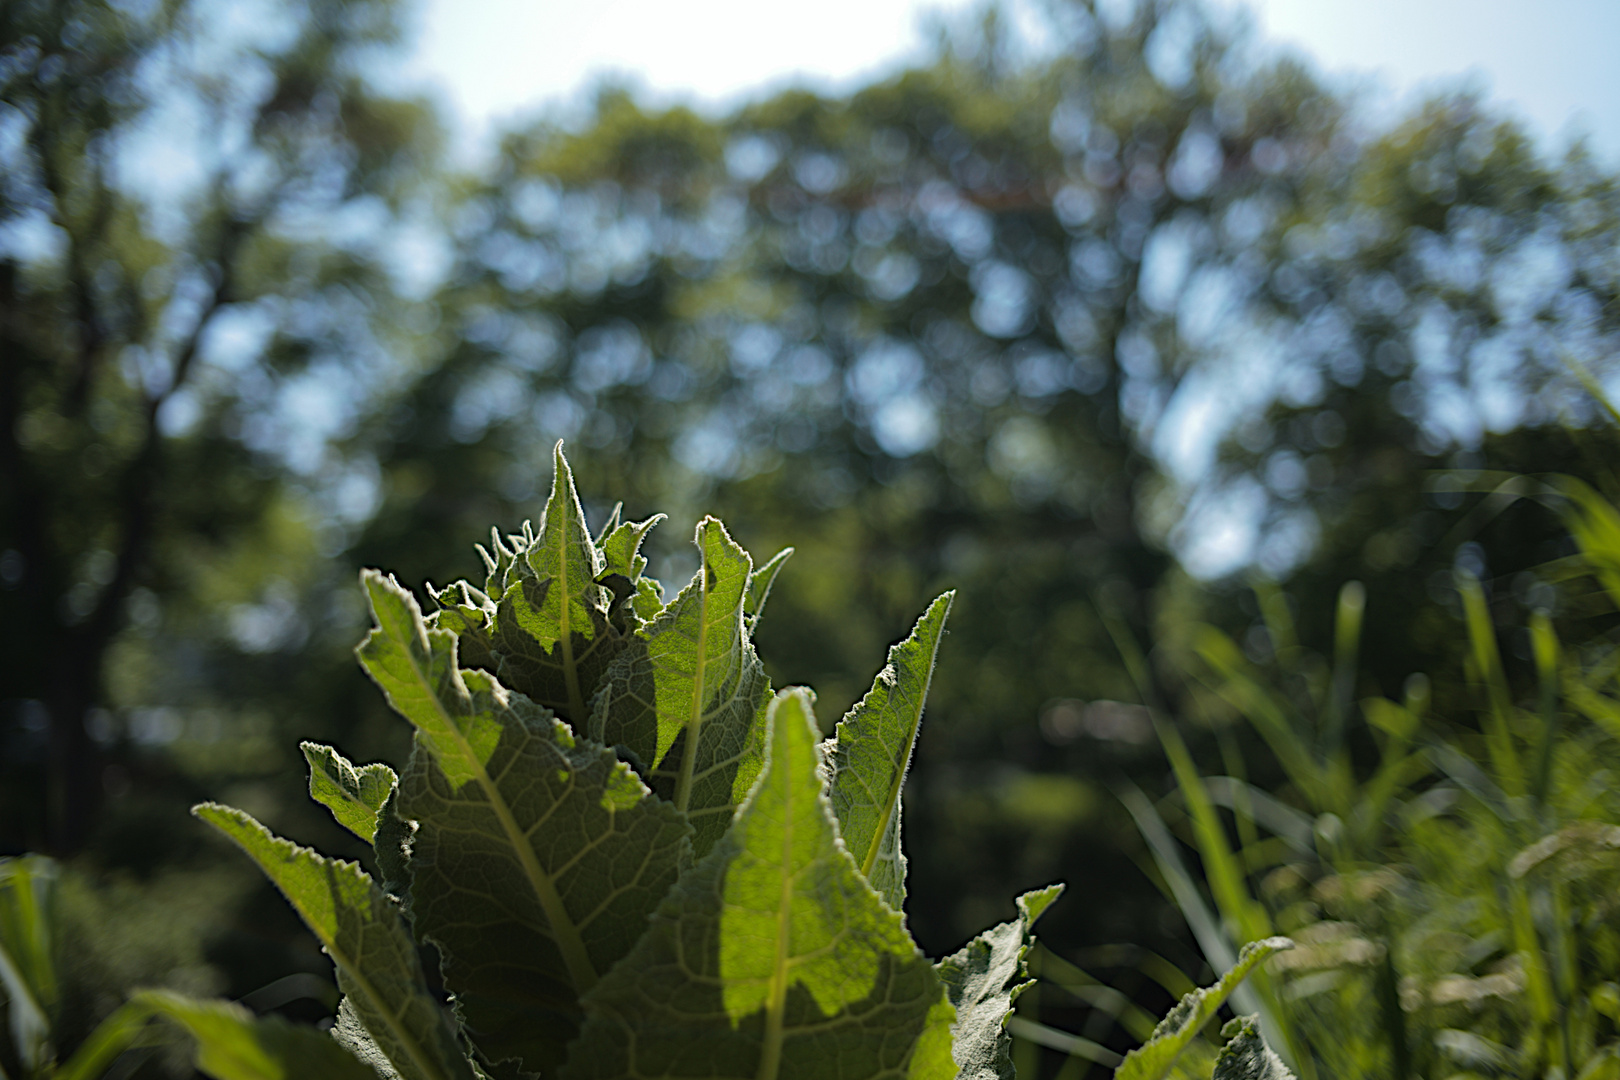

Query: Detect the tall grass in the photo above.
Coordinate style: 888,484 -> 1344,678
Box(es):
1016,475 -> 1620,1080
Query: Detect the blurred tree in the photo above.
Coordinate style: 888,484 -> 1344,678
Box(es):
7,0 -> 1620,1069
0,0 -> 439,859
340,8 -> 1620,1033
1171,97 -> 1620,719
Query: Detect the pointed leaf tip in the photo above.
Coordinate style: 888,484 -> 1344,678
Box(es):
1114,937 -> 1294,1080
301,742 -> 397,843
936,881 -> 1062,1080
1017,881 -> 1064,927
744,546 -> 794,625
827,591 -> 954,909
591,514 -> 761,851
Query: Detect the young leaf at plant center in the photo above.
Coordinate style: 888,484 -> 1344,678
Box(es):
301,742 -> 397,843
561,688 -> 958,1080
1212,1017 -> 1296,1080
477,526 -> 523,601
597,512 -> 667,624
428,580 -> 501,671
1113,938 -> 1294,1080
592,517 -> 773,856
485,444 -> 626,723
193,804 -> 476,1080
357,569 -> 693,1078
598,513 -> 664,582
936,883 -> 1064,1080
825,592 -> 953,909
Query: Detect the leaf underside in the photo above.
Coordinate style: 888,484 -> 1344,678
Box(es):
1113,937 -> 1294,1080
1212,1017 -> 1297,1080
936,884 -> 1064,1080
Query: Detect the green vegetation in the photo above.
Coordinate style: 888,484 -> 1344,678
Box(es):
7,0 -> 1620,1075
2,447 -> 1309,1080
1027,473 -> 1620,1080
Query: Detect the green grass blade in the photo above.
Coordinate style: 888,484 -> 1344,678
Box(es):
1191,628 -> 1324,803
0,854 -> 58,1074
1005,1016 -> 1122,1068
1116,783 -> 1236,980
1153,718 -> 1273,946
1530,611 -> 1562,808
52,999 -> 156,1080
134,990 -> 377,1080
1555,476 -> 1620,609
1456,571 -> 1525,798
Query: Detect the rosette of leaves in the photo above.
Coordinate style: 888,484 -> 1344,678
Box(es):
193,445 -> 1063,1080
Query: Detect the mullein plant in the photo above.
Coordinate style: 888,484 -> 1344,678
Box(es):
1,445 -> 1291,1080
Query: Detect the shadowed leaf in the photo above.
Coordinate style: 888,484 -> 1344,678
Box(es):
193,804 -> 474,1080
562,688 -> 957,1080
358,568 -> 692,1077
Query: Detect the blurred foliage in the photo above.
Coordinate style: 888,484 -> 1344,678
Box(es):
0,0 -> 438,1066
1061,473 -> 1620,1080
4,0 -> 1620,1074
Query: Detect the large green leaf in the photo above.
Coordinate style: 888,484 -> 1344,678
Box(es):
562,688 -> 957,1080
824,592 -> 953,909
591,517 -> 772,856
1113,937 -> 1294,1080
193,804 -> 475,1080
358,569 -> 692,1077
1212,1017 -> 1296,1080
935,884 -> 1063,1080
302,742 -> 397,843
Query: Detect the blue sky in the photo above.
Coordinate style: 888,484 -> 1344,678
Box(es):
400,0 -> 1620,165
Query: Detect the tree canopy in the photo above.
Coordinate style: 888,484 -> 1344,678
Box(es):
4,0 -> 1619,1070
